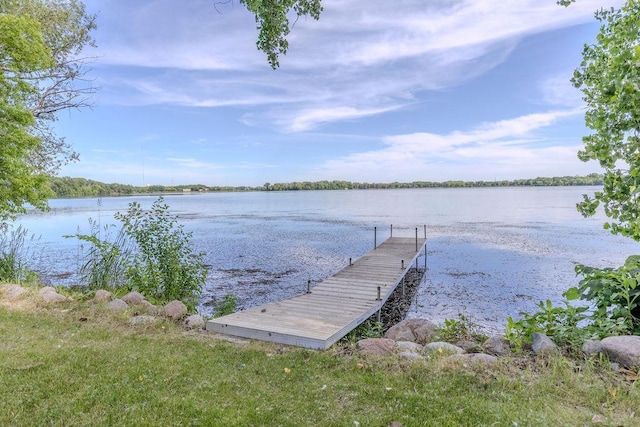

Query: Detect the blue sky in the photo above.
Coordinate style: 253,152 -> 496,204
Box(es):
55,0 -> 623,187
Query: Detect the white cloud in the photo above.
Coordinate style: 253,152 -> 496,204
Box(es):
309,110 -> 588,182
88,0 -> 622,132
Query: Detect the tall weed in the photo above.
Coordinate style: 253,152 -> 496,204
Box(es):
0,225 -> 39,284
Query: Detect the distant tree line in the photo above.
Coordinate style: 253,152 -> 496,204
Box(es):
48,174 -> 604,199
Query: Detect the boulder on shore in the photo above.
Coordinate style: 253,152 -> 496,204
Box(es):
600,336 -> 640,369
164,300 -> 187,320
356,338 -> 396,356
384,318 -> 437,345
532,333 -> 558,355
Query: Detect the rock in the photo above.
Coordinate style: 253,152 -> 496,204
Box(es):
105,298 -> 128,312
129,315 -> 158,326
184,314 -> 205,330
38,286 -> 56,295
423,342 -> 464,355
448,353 -> 499,366
387,422 -> 403,427
140,300 -> 159,315
600,336 -> 640,369
395,341 -> 423,353
398,351 -> 424,361
582,339 -> 603,357
41,290 -> 67,303
355,338 -> 396,356
164,300 -> 187,320
384,318 -> 437,344
4,285 -> 25,299
456,340 -> 483,353
532,333 -> 558,355
93,290 -> 112,302
122,291 -> 145,305
483,335 -> 511,356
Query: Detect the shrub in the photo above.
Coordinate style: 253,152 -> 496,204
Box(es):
115,197 -> 208,311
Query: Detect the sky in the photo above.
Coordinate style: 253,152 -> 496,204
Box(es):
54,0 -> 624,187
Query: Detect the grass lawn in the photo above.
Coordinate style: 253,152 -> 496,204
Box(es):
0,290 -> 638,426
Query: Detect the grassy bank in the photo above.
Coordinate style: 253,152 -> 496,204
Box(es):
0,291 -> 638,426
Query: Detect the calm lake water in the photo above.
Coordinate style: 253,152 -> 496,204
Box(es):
11,186 -> 639,332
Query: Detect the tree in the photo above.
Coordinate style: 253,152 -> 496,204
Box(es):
571,0 -> 640,241
238,0 -> 322,68
0,0 -> 96,223
0,13 -> 53,222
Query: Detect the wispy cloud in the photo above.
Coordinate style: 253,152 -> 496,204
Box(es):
88,0 -> 621,132
309,110 -> 588,182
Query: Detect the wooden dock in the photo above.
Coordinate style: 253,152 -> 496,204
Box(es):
206,236 -> 427,349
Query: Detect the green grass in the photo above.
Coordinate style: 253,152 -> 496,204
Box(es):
0,293 -> 638,426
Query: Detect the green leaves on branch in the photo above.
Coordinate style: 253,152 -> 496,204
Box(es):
115,198 -> 208,311
240,0 -> 322,68
72,198 -> 208,311
572,0 -> 640,240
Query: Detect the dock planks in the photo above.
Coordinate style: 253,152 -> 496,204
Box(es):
206,237 -> 427,349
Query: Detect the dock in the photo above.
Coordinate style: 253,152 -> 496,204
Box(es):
206,234 -> 427,349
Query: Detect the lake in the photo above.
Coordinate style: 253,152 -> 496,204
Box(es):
11,186 -> 638,332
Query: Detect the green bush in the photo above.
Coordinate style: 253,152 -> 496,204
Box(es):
115,197 -> 208,311
437,312 -> 488,343
505,256 -> 640,351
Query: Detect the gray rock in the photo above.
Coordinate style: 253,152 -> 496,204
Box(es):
448,353 -> 499,366
355,338 -> 396,356
106,298 -> 128,312
38,286 -> 56,295
456,340 -> 483,353
4,285 -> 25,299
398,351 -> 424,361
129,315 -> 158,326
140,300 -> 160,314
483,335 -> 512,356
423,341 -> 464,355
93,290 -> 112,302
600,336 -> 640,369
395,341 -> 423,353
164,300 -> 187,320
532,333 -> 558,355
41,290 -> 67,303
122,291 -> 145,305
582,339 -> 603,357
385,318 -> 437,344
184,314 -> 205,330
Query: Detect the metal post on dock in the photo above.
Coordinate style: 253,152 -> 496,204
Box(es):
349,257 -> 352,266
374,226 -> 377,250
424,242 -> 427,271
401,259 -> 404,270
307,279 -> 311,294
424,224 -> 427,239
390,224 -> 393,238
415,227 -> 418,251
376,286 -> 381,301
